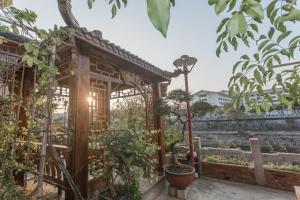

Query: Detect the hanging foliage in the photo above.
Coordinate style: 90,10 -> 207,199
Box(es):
0,3 -> 68,199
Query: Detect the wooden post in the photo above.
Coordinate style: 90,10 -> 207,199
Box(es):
249,138 -> 266,186
14,68 -> 35,186
194,137 -> 201,177
66,47 -> 90,199
152,82 -> 166,171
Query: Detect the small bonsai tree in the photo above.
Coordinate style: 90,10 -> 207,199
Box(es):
157,89 -> 200,165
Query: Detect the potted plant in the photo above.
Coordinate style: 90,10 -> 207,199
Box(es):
157,89 -> 204,189
163,140 -> 195,190
92,129 -> 158,200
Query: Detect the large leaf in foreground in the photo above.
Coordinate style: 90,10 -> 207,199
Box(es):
147,0 -> 171,37
226,12 -> 247,37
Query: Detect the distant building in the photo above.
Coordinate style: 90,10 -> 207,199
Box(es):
242,89 -> 281,106
192,90 -> 231,107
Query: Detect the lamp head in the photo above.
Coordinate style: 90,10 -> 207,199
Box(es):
173,55 -> 197,72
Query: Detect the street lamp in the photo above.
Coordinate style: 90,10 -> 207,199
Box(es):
173,55 -> 197,166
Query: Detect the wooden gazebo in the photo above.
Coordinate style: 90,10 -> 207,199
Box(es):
0,1 -> 171,198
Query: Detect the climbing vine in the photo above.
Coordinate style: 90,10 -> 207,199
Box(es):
0,2 -> 68,199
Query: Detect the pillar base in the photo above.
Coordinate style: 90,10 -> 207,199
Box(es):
167,185 -> 189,200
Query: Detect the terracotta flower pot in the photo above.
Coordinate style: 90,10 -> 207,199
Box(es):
163,164 -> 195,190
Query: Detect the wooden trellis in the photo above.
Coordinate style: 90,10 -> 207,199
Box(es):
0,0 -> 172,198
0,28 -> 170,200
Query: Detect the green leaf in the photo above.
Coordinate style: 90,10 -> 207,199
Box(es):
228,0 -> 237,12
232,60 -> 242,73
273,54 -> 281,65
259,35 -> 267,41
215,0 -> 229,14
116,0 -> 121,9
254,53 -> 259,61
216,34 -> 223,42
244,0 -> 264,19
242,61 -> 250,71
258,40 -> 269,51
147,0 -> 171,38
122,0 -> 128,7
87,0 -> 93,9
208,0 -> 217,5
0,0 -> 12,8
277,31 -> 291,43
267,0 -> 277,18
26,57 -> 34,67
261,101 -> 271,112
270,8 -> 279,24
267,27 -> 275,39
279,8 -> 300,22
254,102 -> 261,115
289,36 -> 300,46
254,69 -> 261,82
223,41 -> 228,52
111,4 -> 117,18
241,55 -> 250,60
277,23 -> 287,33
242,36 -> 249,47
226,12 -> 247,37
250,23 -> 258,32
280,49 -> 290,58
231,37 -> 238,50
262,48 -> 278,58
216,45 -> 222,57
247,31 -> 254,40
262,43 -> 277,54
217,18 -> 230,33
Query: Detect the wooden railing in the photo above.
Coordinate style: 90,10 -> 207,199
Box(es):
29,141 -> 71,190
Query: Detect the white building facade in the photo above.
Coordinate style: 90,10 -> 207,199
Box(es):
192,90 -> 231,107
242,89 -> 281,106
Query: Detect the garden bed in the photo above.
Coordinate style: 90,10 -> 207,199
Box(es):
201,160 -> 300,191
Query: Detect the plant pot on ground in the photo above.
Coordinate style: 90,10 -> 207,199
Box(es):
163,140 -> 195,190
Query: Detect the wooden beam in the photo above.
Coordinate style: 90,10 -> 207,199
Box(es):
152,82 -> 166,171
67,47 -> 90,199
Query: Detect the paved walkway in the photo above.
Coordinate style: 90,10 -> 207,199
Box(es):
157,177 -> 294,200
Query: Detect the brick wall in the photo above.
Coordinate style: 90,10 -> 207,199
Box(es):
201,161 -> 256,185
265,168 -> 300,191
201,161 -> 300,191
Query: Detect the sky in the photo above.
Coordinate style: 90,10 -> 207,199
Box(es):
13,0 -> 259,93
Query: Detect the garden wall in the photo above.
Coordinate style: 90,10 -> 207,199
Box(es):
192,118 -> 300,131
201,161 -> 300,191
200,147 -> 300,164
201,162 -> 256,185
194,130 -> 300,153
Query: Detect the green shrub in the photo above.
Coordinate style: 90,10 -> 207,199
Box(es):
92,129 -> 158,200
204,155 -> 252,166
264,162 -> 300,173
165,126 -> 181,152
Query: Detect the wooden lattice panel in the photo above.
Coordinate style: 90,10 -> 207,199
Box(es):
90,56 -> 120,79
89,79 -> 109,131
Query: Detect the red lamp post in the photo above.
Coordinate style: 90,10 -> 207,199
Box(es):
173,55 -> 197,166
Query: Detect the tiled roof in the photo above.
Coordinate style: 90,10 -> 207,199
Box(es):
0,32 -> 27,43
0,30 -> 171,81
73,27 -> 171,81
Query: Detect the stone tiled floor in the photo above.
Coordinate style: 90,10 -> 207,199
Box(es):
157,177 -> 294,200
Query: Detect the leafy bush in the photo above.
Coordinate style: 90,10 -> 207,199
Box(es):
264,162 -> 300,173
204,155 -> 252,166
92,129 -> 158,200
165,126 -> 182,152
